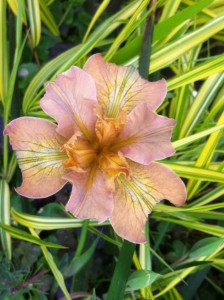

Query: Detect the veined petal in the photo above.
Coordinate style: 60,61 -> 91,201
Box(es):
4,117 -> 68,198
41,66 -> 97,140
116,103 -> 176,164
84,54 -> 166,118
110,162 -> 187,243
64,167 -> 114,223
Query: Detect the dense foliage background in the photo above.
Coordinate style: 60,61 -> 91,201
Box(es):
0,0 -> 224,299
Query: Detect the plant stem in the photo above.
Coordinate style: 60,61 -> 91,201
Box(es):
139,0 -> 156,78
71,220 -> 89,291
25,26 -> 41,69
75,220 -> 89,257
107,1 -> 156,298
58,2 -> 73,28
107,240 -> 135,300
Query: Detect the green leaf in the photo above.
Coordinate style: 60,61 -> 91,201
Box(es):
0,223 -> 66,249
107,240 -> 136,300
187,112 -> 224,198
11,208 -> 110,230
0,0 -> 8,103
27,0 -> 41,47
154,0 -> 215,43
154,217 -> 224,237
112,0 -> 216,65
167,55 -> 224,91
64,238 -> 99,277
180,268 -> 211,300
0,180 -> 11,260
174,261 -> 211,271
173,123 -> 224,149
180,73 -> 224,138
190,237 -> 224,258
203,89 -> 224,125
159,0 -> 181,22
105,0 -> 149,61
7,0 -> 27,24
149,14 -> 224,74
189,185 -> 224,207
3,36 -> 27,174
15,0 -> 24,61
29,228 -> 71,300
91,289 -> 97,300
161,162 -> 224,183
83,0 -> 110,42
22,0 -> 142,114
39,0 -> 59,36
127,270 -> 162,291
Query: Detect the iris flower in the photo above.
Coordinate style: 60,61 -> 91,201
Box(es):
5,54 -> 186,243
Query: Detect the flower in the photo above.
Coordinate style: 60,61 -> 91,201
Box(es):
4,54 -> 187,243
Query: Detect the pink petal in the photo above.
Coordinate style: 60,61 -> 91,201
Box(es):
41,66 -> 97,140
84,54 -> 167,118
117,103 -> 176,164
64,169 -> 114,223
4,117 -> 68,198
110,162 -> 187,243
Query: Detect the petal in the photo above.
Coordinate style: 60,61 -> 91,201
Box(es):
40,66 -> 97,140
95,110 -> 127,147
99,151 -> 130,179
4,117 -> 68,198
64,168 -> 114,223
110,162 -> 187,243
116,103 -> 176,164
62,133 -> 97,172
84,54 -> 167,118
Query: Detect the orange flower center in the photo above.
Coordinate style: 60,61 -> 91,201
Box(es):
62,111 -> 130,179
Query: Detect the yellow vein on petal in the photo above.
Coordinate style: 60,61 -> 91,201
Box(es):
101,66 -> 141,117
109,68 -> 140,117
111,126 -> 174,151
118,175 -> 158,216
18,154 -> 67,164
15,140 -> 62,151
19,161 -> 64,178
74,163 -> 98,216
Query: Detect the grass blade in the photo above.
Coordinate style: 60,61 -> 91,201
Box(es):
27,0 -> 41,47
0,180 -> 11,260
0,0 -> 9,103
7,0 -> 27,24
172,123 -> 224,149
39,0 -> 59,36
83,0 -> 110,42
149,14 -> 224,73
22,0 -> 141,114
0,223 -> 67,248
112,0 -> 215,65
161,162 -> 224,183
29,228 -> 71,300
105,0 -> 150,61
179,72 -> 224,137
107,240 -> 136,300
167,54 -> 224,91
11,208 -> 109,230
187,112 -> 224,198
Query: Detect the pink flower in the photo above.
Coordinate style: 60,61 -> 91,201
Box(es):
4,54 -> 186,243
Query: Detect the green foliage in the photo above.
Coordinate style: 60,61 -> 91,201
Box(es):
127,270 -> 162,290
1,0 -> 224,299
64,237 -> 99,277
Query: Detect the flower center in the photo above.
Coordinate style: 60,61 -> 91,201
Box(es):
62,110 -> 130,178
